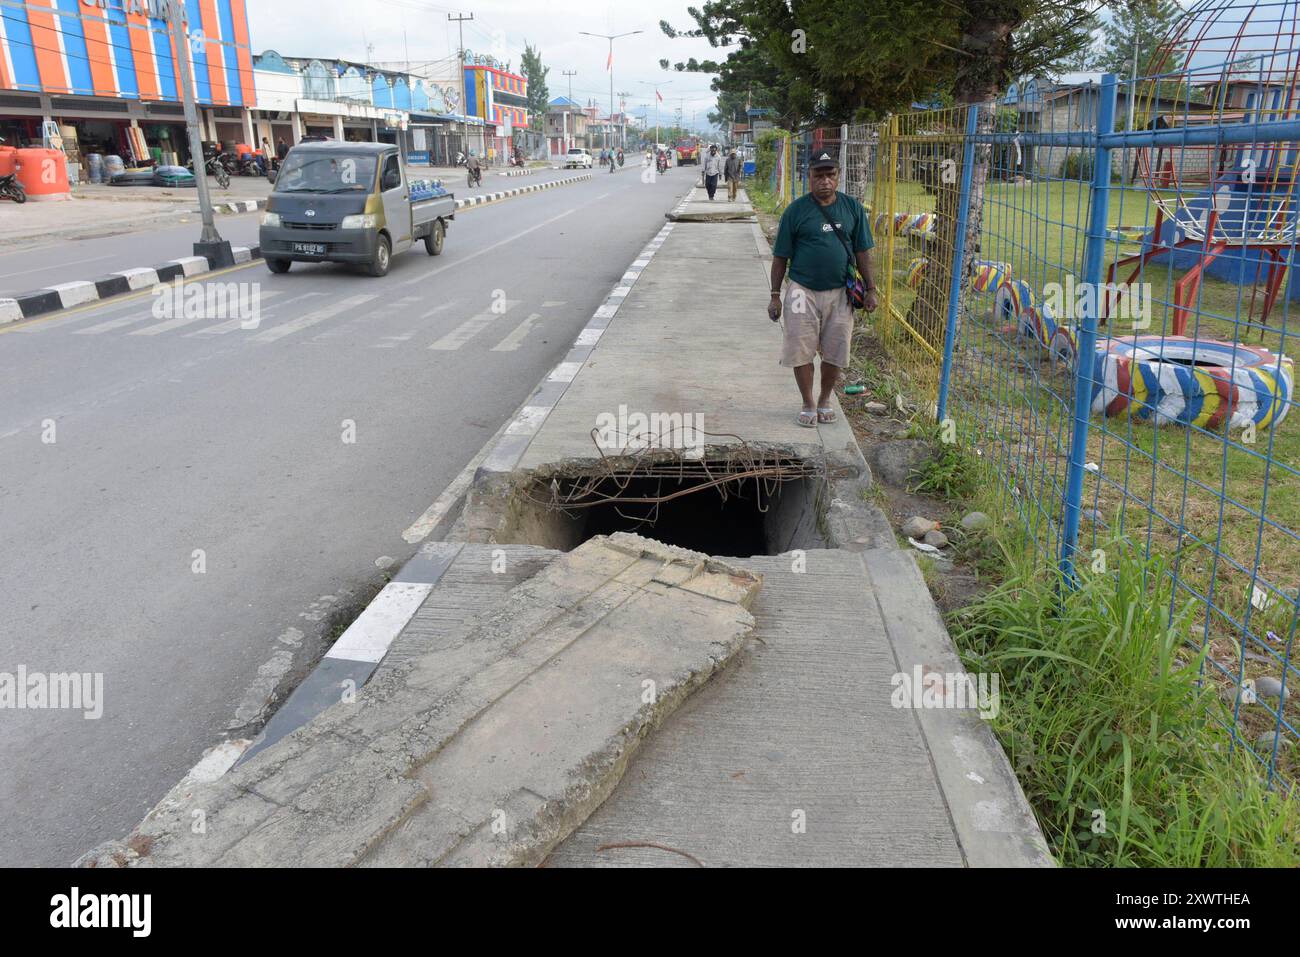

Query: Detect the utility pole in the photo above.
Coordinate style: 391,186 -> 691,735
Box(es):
168,3 -> 231,266
562,69 -> 577,152
448,12 -> 478,160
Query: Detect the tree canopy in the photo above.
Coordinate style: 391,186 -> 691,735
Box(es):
658,0 -> 1103,127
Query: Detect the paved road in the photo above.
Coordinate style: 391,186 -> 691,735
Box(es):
0,166 -> 584,293
0,161 -> 684,866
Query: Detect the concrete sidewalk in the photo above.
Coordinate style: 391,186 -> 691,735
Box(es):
82,183 -> 1052,868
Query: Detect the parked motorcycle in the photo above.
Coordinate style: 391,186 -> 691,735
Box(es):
0,171 -> 26,203
189,154 -> 231,189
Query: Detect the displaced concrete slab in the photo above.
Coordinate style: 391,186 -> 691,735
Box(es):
547,550 -> 967,867
78,534 -> 763,868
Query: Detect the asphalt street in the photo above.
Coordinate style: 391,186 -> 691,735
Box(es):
0,159 -> 691,866
0,166 -> 583,292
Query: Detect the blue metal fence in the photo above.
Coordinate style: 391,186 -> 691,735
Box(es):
862,68 -> 1299,785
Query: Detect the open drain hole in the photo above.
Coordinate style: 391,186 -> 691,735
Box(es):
501,457 -> 831,557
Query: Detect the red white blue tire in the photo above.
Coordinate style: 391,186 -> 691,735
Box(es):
1090,336 -> 1294,430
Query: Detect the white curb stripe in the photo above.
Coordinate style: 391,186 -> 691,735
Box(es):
168,256 -> 211,277
325,581 -> 434,664
1,299 -> 21,323
47,281 -> 99,309
114,267 -> 160,290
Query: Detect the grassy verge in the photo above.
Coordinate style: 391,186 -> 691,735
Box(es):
945,474 -> 1300,866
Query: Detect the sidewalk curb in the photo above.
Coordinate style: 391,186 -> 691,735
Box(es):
3,172 -> 599,324
453,171 -> 592,210
1,247 -> 262,322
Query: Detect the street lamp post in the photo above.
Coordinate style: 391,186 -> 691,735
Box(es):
168,4 -> 232,266
579,29 -> 641,153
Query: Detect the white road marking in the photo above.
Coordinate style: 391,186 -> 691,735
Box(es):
491,312 -> 541,352
73,313 -> 156,335
0,254 -> 115,282
187,292 -> 324,336
401,208 -> 576,286
131,290 -> 285,336
251,293 -> 377,343
428,300 -> 519,351
401,408 -> 519,544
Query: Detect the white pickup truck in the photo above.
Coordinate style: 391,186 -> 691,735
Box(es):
260,141 -> 456,277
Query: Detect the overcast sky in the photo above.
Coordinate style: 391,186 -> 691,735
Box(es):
246,0 -> 727,130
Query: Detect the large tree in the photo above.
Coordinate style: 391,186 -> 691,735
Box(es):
1091,0 -> 1186,77
521,42 -> 550,132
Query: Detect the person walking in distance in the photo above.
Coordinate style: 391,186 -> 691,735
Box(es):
724,146 -> 741,202
767,150 -> 879,427
702,144 -> 724,200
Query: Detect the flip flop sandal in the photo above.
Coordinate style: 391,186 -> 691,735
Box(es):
797,410 -> 818,428
817,407 -> 837,424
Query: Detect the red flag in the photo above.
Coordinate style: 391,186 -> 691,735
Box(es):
607,50 -> 613,70
656,89 -> 663,102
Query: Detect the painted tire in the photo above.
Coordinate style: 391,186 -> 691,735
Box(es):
971,261 -> 1010,293
1090,336 -> 1294,430
906,258 -> 1010,292
994,278 -> 1037,327
1049,326 -> 1078,365
907,257 -> 927,288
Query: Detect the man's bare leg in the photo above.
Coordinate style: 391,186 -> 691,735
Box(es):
818,362 -> 841,415
794,364 -> 818,420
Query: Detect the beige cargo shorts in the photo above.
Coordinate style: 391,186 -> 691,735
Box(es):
780,280 -> 854,368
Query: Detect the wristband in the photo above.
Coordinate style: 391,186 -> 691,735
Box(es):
770,289 -> 781,296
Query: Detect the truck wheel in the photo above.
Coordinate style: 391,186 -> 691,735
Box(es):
368,236 -> 391,277
424,220 -> 445,256
266,258 -> 290,274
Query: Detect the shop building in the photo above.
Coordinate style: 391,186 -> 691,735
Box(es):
461,52 -> 528,163
0,0 -> 257,168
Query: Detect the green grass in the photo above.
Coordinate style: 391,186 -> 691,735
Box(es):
949,512 -> 1300,866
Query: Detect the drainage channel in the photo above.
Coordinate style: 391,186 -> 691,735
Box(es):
488,454 -> 833,557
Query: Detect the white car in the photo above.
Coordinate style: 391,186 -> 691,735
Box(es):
564,148 -> 593,169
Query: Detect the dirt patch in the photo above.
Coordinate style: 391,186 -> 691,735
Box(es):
839,331 -> 994,615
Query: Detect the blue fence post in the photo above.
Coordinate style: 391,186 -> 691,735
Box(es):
936,104 -> 980,424
1059,74 -> 1118,585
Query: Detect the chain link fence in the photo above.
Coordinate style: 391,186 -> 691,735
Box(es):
843,74 -> 1298,787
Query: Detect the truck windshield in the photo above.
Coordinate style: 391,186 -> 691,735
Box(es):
275,153 -> 376,193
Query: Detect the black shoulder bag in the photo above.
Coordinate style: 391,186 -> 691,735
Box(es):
813,194 -> 868,310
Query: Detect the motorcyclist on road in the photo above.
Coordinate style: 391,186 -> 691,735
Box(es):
466,150 -> 482,187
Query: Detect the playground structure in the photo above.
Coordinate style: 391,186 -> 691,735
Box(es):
1110,0 -> 1300,335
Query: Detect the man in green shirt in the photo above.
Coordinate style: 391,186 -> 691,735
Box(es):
768,150 -> 878,427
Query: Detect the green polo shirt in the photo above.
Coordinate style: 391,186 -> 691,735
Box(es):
773,191 -> 873,291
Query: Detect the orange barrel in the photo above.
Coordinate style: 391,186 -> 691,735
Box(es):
0,146 -> 15,176
15,147 -> 71,199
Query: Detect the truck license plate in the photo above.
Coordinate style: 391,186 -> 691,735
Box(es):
293,242 -> 326,255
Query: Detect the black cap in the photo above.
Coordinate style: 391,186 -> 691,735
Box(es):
810,150 -> 837,170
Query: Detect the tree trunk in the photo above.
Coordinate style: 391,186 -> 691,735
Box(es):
904,11 -> 1015,357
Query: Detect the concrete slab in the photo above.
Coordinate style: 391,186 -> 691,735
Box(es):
547,550 -> 971,867
79,534 -> 764,868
